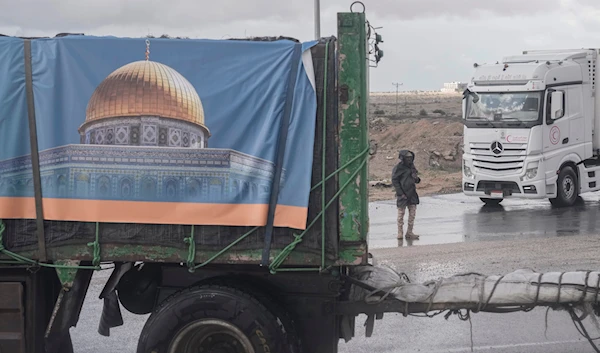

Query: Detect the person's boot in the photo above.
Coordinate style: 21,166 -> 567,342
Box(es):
397,210 -> 405,239
406,224 -> 419,239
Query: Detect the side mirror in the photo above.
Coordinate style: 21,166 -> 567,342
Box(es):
550,91 -> 564,120
462,89 -> 479,103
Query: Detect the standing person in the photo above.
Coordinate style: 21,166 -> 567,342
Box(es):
392,150 -> 421,240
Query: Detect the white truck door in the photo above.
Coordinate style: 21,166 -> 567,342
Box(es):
543,88 -> 572,165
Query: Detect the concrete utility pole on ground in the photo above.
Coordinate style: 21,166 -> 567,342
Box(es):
392,82 -> 403,116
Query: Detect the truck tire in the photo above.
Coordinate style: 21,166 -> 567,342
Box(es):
480,198 -> 502,206
136,284 -> 300,353
201,278 -> 302,353
550,166 -> 578,207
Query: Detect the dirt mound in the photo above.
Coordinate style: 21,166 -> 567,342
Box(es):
367,92 -> 464,201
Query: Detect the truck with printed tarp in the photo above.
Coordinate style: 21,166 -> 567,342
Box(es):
0,5 -> 379,353
3,4 -> 600,353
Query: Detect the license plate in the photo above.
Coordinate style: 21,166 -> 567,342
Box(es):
490,191 -> 503,199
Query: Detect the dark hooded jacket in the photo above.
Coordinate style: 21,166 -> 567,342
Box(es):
392,150 -> 421,207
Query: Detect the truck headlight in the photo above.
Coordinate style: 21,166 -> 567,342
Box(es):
522,161 -> 540,181
524,167 -> 538,180
464,161 -> 474,179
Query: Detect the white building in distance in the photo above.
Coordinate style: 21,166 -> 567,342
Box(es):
441,82 -> 467,93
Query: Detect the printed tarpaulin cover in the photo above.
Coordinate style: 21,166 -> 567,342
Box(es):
0,36 -> 318,229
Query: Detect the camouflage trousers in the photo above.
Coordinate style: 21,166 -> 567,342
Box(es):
397,204 -> 417,236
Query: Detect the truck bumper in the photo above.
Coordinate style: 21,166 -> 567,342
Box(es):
462,168 -> 549,200
463,177 -> 547,199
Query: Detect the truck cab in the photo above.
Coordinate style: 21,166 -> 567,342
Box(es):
462,49 -> 600,206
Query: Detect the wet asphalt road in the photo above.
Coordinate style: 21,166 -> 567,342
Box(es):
369,192 -> 600,248
70,193 -> 600,353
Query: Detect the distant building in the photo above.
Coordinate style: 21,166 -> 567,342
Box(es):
441,82 -> 467,93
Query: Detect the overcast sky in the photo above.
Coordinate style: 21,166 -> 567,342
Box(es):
1,0 -> 600,92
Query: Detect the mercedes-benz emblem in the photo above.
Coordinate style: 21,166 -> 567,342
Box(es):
491,141 -> 503,155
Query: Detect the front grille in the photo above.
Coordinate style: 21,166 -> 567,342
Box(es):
477,181 -> 521,194
470,142 -> 527,173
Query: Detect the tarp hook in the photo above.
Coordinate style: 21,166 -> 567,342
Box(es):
350,1 -> 365,13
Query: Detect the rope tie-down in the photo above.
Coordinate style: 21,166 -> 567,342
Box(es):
0,220 -> 101,270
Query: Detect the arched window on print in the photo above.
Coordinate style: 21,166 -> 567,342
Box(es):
164,179 -> 178,201
119,177 -> 134,199
140,177 -> 157,200
96,176 -> 111,198
187,179 -> 201,201
209,178 -> 223,202
75,173 -> 90,197
57,175 -> 68,197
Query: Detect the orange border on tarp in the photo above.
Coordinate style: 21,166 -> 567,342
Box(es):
0,197 -> 308,230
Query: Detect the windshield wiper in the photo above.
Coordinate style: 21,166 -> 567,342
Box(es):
467,117 -> 494,126
465,117 -> 498,127
504,120 -> 523,126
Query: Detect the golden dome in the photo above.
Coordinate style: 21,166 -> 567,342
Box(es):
84,60 -> 206,128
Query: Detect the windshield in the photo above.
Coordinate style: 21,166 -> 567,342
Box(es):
466,92 -> 542,123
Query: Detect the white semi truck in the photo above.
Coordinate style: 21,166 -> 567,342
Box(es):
462,48 -> 600,206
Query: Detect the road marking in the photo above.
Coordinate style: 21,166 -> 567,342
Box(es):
421,339 -> 586,352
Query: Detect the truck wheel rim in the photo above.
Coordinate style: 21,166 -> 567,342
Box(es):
563,176 -> 575,199
168,319 -> 255,353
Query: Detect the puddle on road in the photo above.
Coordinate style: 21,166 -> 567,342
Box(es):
368,193 -> 600,250
370,233 -> 465,249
